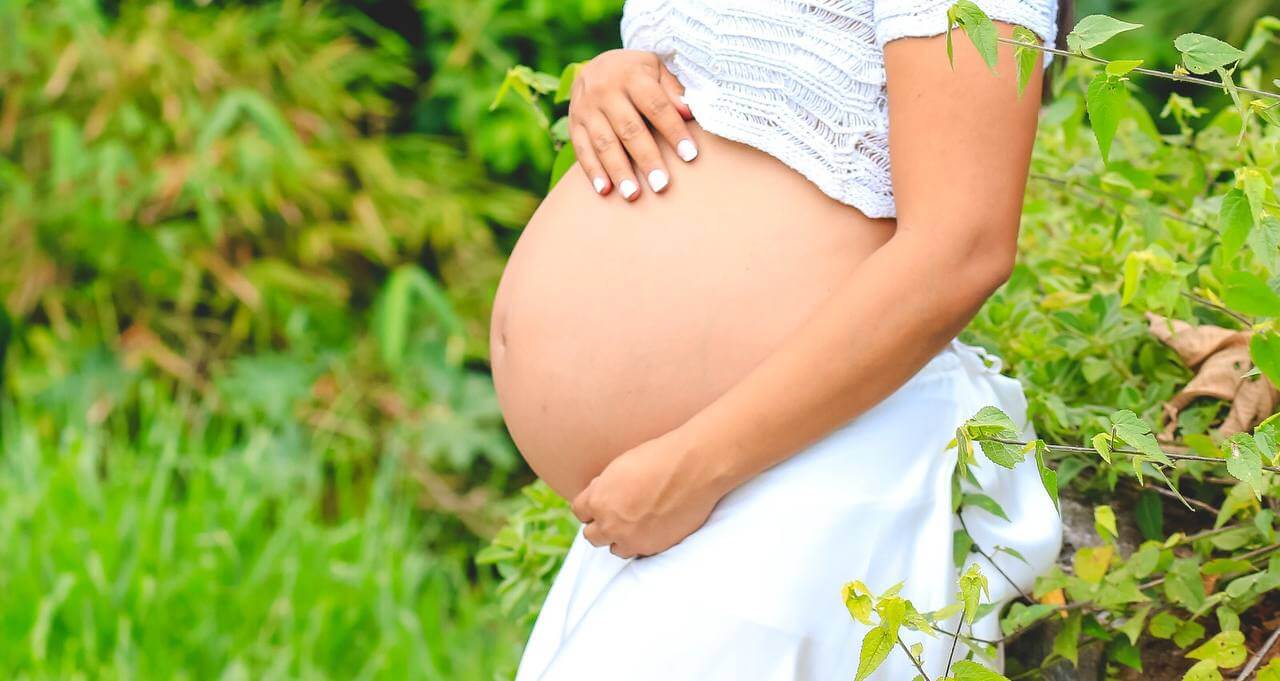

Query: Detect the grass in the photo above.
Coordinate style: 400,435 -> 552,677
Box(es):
0,378 -> 528,680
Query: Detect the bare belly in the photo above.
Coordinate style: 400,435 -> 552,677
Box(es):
490,122 -> 896,499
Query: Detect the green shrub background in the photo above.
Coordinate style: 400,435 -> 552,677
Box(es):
4,0 -> 1280,679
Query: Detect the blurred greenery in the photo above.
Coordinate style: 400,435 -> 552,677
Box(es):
5,0 -> 1280,678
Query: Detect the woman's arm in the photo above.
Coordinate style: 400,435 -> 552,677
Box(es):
572,22 -> 1045,558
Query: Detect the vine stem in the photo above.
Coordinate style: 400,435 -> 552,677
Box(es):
1183,291 -> 1255,326
1236,625 -> 1280,680
897,638 -> 933,681
989,437 -> 1280,474
996,37 -> 1280,102
943,609 -> 963,679
958,512 -> 1032,602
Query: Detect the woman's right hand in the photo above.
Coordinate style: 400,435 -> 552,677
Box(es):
569,49 -> 699,201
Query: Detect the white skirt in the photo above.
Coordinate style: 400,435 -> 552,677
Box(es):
515,339 -> 1064,681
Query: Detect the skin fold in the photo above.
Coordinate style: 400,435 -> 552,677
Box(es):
489,22 -> 1043,559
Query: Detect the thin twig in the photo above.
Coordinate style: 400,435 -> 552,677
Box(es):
897,638 -> 934,681
958,512 -> 1033,602
1182,291 -> 1255,326
997,37 -> 1280,102
990,437 -> 1280,474
943,612 -> 963,679
1236,625 -> 1280,680
1142,481 -> 1220,515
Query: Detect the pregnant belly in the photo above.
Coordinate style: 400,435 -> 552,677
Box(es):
490,122 -> 895,499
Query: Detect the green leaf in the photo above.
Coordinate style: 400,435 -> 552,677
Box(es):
962,493 -> 1010,521
958,563 -> 989,625
954,528 -> 975,568
1073,544 -> 1113,584
1122,252 -> 1143,305
1134,490 -> 1164,541
1249,217 -> 1280,274
1052,611 -> 1083,665
1120,604 -> 1153,645
1105,59 -> 1144,76
1033,440 -> 1060,512
1219,188 -> 1254,255
964,406 -> 1025,468
1222,434 -> 1267,499
1187,630 -> 1247,668
951,660 -> 1010,680
1012,26 -> 1041,97
1094,505 -> 1119,543
1184,659 -> 1225,681
1086,73 -> 1128,163
1066,15 -> 1143,53
1092,432 -> 1113,464
1110,410 -> 1173,466
1223,270 -> 1280,316
1149,611 -> 1181,639
1174,33 -> 1246,75
1256,332 -> 1280,392
950,0 -> 999,72
854,625 -> 894,681
548,143 -> 577,192
554,62 -> 583,104
1164,557 -> 1208,610
843,581 -> 875,625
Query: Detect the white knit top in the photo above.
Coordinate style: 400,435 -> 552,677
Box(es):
620,0 -> 1059,218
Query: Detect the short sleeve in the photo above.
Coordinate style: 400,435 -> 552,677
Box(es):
873,0 -> 1060,68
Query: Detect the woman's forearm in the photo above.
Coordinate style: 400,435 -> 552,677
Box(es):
674,224 -> 1016,497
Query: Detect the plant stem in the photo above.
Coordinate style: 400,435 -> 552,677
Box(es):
989,437 -> 1280,474
944,611 -> 963,679
997,37 -> 1280,102
1140,481 -> 1220,515
897,638 -> 933,681
958,512 -> 1032,602
1182,291 -> 1254,326
1236,624 -> 1280,680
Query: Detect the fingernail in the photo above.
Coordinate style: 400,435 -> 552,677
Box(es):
677,139 -> 698,162
678,95 -> 689,107
619,179 -> 639,199
647,169 -> 669,193
592,176 -> 607,194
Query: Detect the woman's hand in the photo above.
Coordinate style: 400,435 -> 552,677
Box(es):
571,428 -> 727,558
569,48 -> 698,201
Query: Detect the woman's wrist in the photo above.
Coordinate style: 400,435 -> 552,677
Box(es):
668,412 -> 751,500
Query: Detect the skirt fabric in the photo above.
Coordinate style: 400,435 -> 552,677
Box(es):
514,339 -> 1064,681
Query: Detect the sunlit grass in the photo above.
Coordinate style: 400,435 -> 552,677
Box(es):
0,386 -> 528,680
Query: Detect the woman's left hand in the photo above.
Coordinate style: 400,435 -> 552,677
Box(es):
571,429 -> 727,559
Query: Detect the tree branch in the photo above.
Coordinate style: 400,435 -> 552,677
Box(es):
997,37 -> 1280,102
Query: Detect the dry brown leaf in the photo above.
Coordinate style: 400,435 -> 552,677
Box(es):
1147,312 -> 1279,439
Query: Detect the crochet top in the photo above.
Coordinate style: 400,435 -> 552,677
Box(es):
619,0 -> 1059,218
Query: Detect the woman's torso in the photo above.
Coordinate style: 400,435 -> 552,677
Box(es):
490,123 -> 894,499
490,0 -> 1058,499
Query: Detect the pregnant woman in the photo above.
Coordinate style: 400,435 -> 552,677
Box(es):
490,0 -> 1068,678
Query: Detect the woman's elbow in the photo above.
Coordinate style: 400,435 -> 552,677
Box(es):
953,226 -> 1019,302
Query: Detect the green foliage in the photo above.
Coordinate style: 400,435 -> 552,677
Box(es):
0,385 -> 526,678
474,481 -> 578,625
0,1 -> 542,677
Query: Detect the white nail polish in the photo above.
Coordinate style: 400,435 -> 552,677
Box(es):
619,179 -> 639,199
677,139 -> 698,162
593,176 -> 607,194
648,169 -> 669,193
